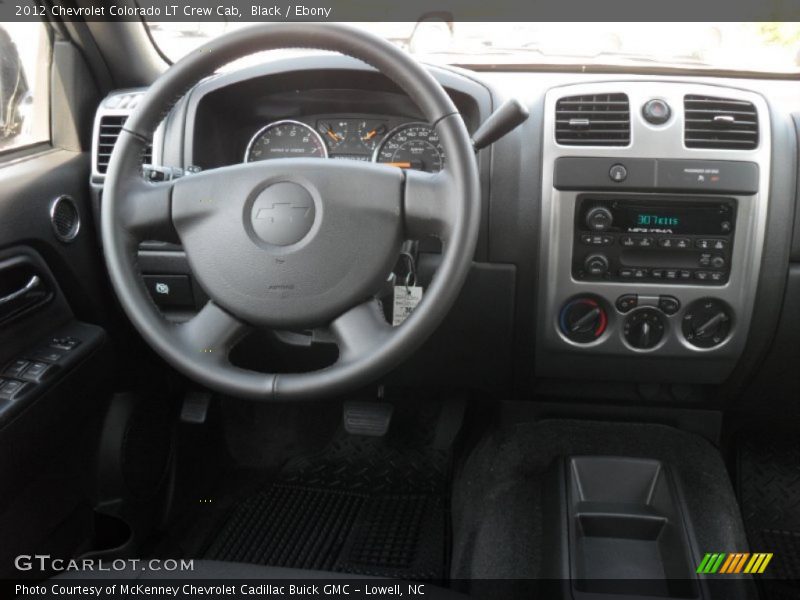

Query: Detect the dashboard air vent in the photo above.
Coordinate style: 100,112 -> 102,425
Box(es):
96,115 -> 152,175
684,95 -> 758,150
555,93 -> 630,146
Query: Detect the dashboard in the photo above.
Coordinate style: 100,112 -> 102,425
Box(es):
90,54 -> 799,400
179,66 -> 481,173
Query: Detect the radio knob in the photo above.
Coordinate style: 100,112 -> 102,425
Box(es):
585,207 -> 613,231
584,254 -> 609,277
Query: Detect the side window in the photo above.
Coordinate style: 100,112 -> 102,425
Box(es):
0,21 -> 50,153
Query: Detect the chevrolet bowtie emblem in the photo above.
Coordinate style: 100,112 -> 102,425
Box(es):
255,202 -> 312,224
250,183 -> 316,246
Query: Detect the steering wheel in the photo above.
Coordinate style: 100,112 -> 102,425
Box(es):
103,23 -> 480,401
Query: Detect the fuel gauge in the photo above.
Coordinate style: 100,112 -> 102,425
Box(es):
358,121 -> 387,151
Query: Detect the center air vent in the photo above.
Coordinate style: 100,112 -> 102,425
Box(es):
684,95 -> 758,150
556,93 -> 630,146
95,115 -> 152,175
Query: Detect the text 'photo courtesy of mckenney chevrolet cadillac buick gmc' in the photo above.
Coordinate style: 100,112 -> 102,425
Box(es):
0,4 -> 799,600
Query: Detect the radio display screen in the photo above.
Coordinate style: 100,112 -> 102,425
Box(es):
605,201 -> 734,235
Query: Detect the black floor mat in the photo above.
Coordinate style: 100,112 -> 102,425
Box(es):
202,399 -> 453,580
737,432 -> 800,596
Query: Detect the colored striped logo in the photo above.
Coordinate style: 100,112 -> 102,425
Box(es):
696,553 -> 773,574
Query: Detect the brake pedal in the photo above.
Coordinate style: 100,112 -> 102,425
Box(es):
343,400 -> 393,437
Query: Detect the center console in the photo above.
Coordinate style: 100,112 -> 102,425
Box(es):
544,456 -> 706,599
536,82 -> 771,383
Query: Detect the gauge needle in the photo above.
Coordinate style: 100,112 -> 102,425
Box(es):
385,162 -> 412,168
325,129 -> 342,142
362,129 -> 378,141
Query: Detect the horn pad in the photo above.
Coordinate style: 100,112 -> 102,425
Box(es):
171,160 -> 404,329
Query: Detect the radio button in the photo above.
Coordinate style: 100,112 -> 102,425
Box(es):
699,253 -> 712,267
632,268 -> 649,279
680,270 -> 692,279
651,269 -> 664,279
675,238 -> 691,249
637,237 -> 655,248
695,271 -> 710,281
710,271 -> 726,282
620,235 -> 637,247
582,234 -> 616,246
696,238 -> 729,250
619,268 -> 634,279
664,270 -> 678,280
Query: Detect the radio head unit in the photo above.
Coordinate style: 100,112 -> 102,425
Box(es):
572,196 -> 736,285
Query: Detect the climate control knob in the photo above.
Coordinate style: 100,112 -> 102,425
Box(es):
559,297 -> 608,343
623,308 -> 666,350
682,299 -> 732,348
585,206 -> 613,231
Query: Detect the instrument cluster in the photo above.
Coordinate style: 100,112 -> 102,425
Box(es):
243,116 -> 445,173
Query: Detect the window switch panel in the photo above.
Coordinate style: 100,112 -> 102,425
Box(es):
3,359 -> 30,378
20,361 -> 53,383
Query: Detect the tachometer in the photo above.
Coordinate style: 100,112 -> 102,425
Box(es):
373,123 -> 444,172
245,120 -> 327,163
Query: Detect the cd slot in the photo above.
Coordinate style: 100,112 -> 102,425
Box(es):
619,249 -> 705,269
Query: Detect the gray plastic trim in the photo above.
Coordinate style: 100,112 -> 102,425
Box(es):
536,81 -> 772,383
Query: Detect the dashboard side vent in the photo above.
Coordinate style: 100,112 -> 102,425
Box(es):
95,115 -> 152,175
555,93 -> 630,146
684,95 -> 758,150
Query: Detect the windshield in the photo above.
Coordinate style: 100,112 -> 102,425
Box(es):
147,22 -> 800,74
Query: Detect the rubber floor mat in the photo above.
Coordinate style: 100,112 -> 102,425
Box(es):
203,399 -> 452,580
737,432 -> 800,597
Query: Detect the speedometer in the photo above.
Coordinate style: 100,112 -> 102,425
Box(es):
373,123 -> 444,173
245,120 -> 328,163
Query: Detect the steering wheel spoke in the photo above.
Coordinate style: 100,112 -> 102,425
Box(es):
177,301 -> 250,364
116,177 -> 178,242
403,169 -> 455,242
331,299 -> 393,363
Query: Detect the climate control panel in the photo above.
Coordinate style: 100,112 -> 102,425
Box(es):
558,294 -> 733,351
572,197 -> 736,285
